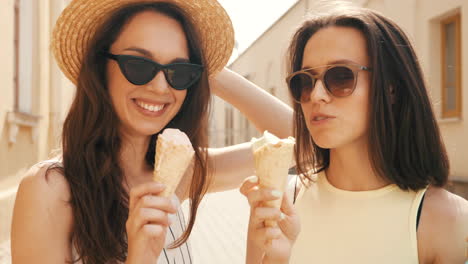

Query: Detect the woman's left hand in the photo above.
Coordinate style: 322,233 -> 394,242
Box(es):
240,176 -> 301,263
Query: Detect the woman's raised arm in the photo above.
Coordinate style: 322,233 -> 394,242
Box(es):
210,68 -> 293,139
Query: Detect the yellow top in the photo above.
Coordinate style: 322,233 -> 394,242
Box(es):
290,171 -> 427,264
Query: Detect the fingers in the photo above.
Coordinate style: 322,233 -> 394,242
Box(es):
134,194 -> 178,215
126,205 -> 173,236
129,182 -> 166,211
134,208 -> 171,228
280,191 -> 295,216
255,227 -> 282,245
127,183 -> 179,237
251,207 -> 283,228
240,176 -> 259,195
129,195 -> 177,230
128,194 -> 178,232
278,192 -> 300,241
262,227 -> 282,241
141,224 -> 166,238
247,188 -> 282,208
241,176 -> 286,209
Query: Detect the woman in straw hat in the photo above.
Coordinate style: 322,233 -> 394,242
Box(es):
10,0 -> 293,263
240,6 -> 468,264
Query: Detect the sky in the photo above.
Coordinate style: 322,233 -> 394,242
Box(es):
218,0 -> 298,61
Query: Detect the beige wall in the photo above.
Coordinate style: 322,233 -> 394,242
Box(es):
215,0 -> 468,191
0,0 -> 74,242
0,1 -> 15,136
0,0 -> 73,181
0,0 -> 29,179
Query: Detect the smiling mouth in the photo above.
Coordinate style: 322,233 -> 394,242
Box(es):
134,99 -> 165,113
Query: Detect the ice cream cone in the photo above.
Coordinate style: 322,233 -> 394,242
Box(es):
153,129 -> 195,197
251,131 -> 295,227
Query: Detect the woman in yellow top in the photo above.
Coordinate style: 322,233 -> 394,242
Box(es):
241,6 -> 468,264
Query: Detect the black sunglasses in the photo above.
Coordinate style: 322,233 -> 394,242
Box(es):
103,52 -> 204,90
286,63 -> 372,102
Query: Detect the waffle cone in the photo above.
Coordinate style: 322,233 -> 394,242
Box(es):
153,130 -> 195,197
252,132 -> 295,227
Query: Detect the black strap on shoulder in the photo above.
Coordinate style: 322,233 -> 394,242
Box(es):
416,193 -> 426,230
293,175 -> 298,204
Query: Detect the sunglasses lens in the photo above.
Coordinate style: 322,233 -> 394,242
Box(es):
122,59 -> 156,85
289,73 -> 313,102
166,64 -> 202,90
324,66 -> 355,97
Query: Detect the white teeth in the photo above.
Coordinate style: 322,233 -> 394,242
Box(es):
314,116 -> 328,121
136,100 -> 164,112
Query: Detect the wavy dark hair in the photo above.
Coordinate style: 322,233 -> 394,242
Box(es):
287,7 -> 449,191
49,3 -> 211,263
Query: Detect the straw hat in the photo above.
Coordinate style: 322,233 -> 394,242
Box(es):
52,0 -> 235,85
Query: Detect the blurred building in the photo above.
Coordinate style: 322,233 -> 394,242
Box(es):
0,0 -> 74,244
211,0 -> 468,198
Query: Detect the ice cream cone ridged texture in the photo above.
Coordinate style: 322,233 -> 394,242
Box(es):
153,129 -> 195,197
251,131 -> 295,227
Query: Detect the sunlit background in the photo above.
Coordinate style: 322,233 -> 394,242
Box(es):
219,0 -> 298,61
0,0 -> 467,263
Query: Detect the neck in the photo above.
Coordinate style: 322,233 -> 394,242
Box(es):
326,140 -> 390,191
119,130 -> 153,189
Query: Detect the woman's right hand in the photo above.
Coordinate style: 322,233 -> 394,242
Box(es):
240,176 -> 300,264
125,182 -> 178,264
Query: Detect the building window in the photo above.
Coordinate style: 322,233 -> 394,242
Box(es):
8,0 -> 39,144
225,107 -> 234,146
243,117 -> 251,142
15,0 -> 35,114
14,0 -> 19,110
441,13 -> 462,118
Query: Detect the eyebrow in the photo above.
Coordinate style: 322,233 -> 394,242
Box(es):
170,58 -> 191,64
301,59 -> 359,70
123,47 -> 190,64
123,47 -> 153,57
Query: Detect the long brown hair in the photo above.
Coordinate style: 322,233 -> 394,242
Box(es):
49,3 -> 210,263
287,7 -> 449,191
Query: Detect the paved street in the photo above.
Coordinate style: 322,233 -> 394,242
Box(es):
183,189 -> 250,264
0,240 -> 11,264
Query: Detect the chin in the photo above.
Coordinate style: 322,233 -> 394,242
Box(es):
310,134 -> 339,149
313,140 -> 334,149
125,122 -> 167,138
140,126 -> 166,136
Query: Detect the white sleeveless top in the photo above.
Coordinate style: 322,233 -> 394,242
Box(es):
72,207 -> 192,264
290,171 -> 427,264
157,208 -> 193,264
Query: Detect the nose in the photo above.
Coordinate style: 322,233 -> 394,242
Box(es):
147,70 -> 171,94
308,79 -> 331,104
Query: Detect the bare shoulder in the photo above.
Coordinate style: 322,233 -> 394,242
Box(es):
423,187 -> 468,228
417,187 -> 468,264
11,161 -> 74,262
19,161 -> 71,200
424,187 -> 468,219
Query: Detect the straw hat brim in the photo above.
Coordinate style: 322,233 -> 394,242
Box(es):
52,0 -> 234,85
